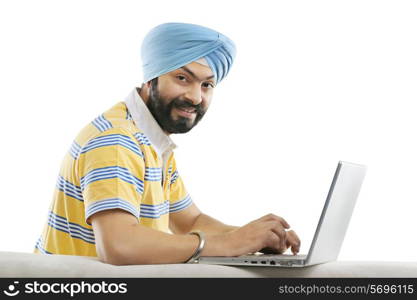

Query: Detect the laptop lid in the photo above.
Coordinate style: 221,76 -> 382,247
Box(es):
304,161 -> 367,265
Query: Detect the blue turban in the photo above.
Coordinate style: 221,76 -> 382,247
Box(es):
141,22 -> 236,85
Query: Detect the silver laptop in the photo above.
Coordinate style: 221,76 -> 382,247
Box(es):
198,161 -> 367,267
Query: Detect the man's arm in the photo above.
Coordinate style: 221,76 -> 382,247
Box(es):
91,209 -> 228,265
190,213 -> 239,233
92,208 -> 299,265
169,203 -> 301,255
169,203 -> 238,235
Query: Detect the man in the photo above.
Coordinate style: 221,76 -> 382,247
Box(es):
35,23 -> 301,265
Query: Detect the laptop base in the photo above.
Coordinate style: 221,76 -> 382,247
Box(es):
198,254 -> 307,267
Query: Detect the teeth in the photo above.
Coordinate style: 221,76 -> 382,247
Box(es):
179,108 -> 195,113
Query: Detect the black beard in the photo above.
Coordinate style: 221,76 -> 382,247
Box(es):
145,78 -> 206,134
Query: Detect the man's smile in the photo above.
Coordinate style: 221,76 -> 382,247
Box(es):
174,106 -> 196,118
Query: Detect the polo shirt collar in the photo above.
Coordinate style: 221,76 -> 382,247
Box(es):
124,88 -> 177,159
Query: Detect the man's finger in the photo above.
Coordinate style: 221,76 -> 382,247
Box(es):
262,214 -> 290,229
285,230 -> 301,254
267,221 -> 286,241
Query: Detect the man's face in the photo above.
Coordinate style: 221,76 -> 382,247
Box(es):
146,61 -> 215,134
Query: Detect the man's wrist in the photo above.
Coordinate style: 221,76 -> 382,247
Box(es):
185,231 -> 206,263
199,232 -> 235,257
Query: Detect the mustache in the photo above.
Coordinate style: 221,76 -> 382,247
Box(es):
171,98 -> 205,115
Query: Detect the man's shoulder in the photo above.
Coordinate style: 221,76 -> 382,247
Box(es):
74,102 -> 141,148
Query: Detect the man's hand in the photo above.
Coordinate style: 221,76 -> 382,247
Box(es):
259,230 -> 301,255
221,214 -> 301,257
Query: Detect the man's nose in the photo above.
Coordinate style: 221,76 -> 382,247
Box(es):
184,86 -> 203,106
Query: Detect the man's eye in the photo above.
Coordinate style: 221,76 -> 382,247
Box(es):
177,75 -> 187,81
203,82 -> 214,88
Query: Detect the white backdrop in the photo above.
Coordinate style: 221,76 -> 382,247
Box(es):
1,0 -> 416,261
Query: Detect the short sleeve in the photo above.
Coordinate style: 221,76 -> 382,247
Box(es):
77,128 -> 145,225
168,156 -> 193,213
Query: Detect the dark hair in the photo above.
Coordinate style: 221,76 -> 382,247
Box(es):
141,77 -> 158,90
150,77 -> 158,87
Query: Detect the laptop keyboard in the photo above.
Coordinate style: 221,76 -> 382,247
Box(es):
239,253 -> 307,260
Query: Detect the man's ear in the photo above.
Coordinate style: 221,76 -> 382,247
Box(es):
138,82 -> 151,95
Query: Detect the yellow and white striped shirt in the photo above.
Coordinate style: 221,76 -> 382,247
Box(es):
34,88 -> 192,256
